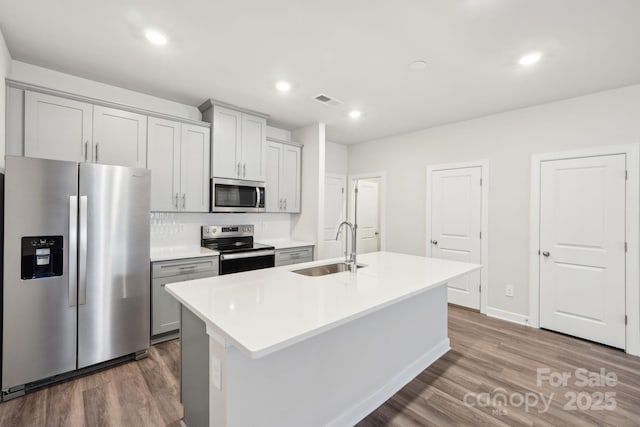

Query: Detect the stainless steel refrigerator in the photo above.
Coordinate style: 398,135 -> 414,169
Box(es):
2,156 -> 150,398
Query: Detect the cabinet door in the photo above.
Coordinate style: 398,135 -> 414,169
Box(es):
212,106 -> 241,179
93,106 -> 147,168
24,91 -> 93,162
265,141 -> 283,212
241,114 -> 266,182
281,145 -> 301,212
152,276 -> 181,336
147,117 -> 181,211
181,124 -> 211,212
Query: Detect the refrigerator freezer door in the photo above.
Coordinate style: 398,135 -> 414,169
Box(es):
77,163 -> 151,368
2,157 -> 79,389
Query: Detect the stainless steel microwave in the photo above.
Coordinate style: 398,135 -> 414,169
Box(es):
210,177 -> 266,213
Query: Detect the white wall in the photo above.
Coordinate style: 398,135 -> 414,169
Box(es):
348,84 -> 640,318
0,28 -> 12,171
9,60 -> 201,121
326,141 -> 348,175
291,123 -> 325,255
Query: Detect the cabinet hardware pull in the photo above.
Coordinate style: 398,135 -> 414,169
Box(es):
237,162 -> 241,176
182,193 -> 186,209
175,193 -> 179,209
243,163 -> 246,177
542,251 -> 550,257
84,141 -> 88,161
284,199 -> 287,210
95,142 -> 99,162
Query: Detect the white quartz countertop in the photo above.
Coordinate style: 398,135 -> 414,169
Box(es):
256,239 -> 314,249
165,251 -> 480,359
150,246 -> 219,262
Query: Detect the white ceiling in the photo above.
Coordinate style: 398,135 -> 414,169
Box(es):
1,0 -> 640,144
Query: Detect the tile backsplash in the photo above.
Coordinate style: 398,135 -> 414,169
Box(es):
150,212 -> 292,249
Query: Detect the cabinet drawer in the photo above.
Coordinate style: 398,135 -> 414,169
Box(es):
275,247 -> 313,266
152,256 -> 219,279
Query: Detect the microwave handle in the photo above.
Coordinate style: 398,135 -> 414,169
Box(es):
256,187 -> 261,208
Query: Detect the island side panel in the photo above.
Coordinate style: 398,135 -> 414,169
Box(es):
218,283 -> 449,427
181,305 -> 210,427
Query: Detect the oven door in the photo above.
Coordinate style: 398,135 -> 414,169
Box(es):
211,178 -> 266,213
219,250 -> 276,275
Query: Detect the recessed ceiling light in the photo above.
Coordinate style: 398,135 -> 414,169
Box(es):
409,60 -> 427,70
349,110 -> 362,119
518,51 -> 543,67
275,81 -> 291,92
144,29 -> 168,46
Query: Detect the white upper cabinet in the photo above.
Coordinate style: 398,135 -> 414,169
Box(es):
24,91 -> 93,162
212,106 -> 242,179
265,141 -> 283,212
147,117 -> 181,211
281,144 -> 301,212
24,91 -> 147,168
241,114 -> 267,182
147,117 -> 210,212
93,106 -> 147,168
180,124 -> 211,212
265,140 -> 301,213
209,104 -> 266,181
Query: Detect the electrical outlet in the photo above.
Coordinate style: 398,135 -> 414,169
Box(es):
505,284 -> 514,297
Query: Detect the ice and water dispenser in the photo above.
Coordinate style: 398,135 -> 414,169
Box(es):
21,236 -> 64,280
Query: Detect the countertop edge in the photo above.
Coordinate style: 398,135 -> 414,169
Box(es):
166,261 -> 480,360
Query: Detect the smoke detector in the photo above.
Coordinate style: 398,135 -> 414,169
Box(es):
313,94 -> 343,107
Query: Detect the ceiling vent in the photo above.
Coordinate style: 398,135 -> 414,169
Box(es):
313,94 -> 343,107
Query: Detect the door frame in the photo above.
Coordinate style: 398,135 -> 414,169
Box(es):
348,172 -> 387,251
426,160 -> 489,314
529,144 -> 639,356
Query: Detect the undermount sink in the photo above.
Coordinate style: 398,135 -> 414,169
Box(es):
292,262 -> 367,277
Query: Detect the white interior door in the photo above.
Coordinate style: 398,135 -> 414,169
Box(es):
430,167 -> 482,309
355,179 -> 380,254
323,175 -> 347,259
539,154 -> 626,349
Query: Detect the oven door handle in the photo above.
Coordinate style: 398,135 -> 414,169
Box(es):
256,187 -> 261,209
220,249 -> 275,261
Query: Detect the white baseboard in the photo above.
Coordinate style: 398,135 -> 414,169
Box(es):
328,338 -> 451,427
486,307 -> 530,326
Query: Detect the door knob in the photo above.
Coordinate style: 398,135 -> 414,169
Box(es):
542,251 -> 550,257
431,240 -> 438,245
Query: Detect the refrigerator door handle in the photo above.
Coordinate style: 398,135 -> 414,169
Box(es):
69,196 -> 78,307
79,195 -> 88,305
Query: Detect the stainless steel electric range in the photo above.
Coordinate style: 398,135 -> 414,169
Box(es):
201,225 -> 275,275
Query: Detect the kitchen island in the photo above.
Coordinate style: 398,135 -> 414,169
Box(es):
166,251 -> 480,427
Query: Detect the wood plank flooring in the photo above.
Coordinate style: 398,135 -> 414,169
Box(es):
0,305 -> 639,426
0,340 -> 183,427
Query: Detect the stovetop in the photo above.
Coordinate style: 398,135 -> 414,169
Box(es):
201,225 -> 274,254
202,239 -> 274,254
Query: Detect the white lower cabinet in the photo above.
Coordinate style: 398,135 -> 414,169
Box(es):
151,257 -> 219,339
275,246 -> 313,267
148,117 -> 211,212
266,140 -> 301,213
